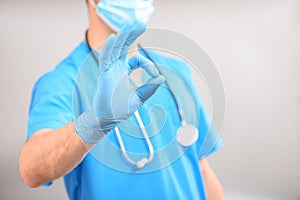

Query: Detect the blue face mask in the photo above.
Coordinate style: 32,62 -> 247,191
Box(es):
95,0 -> 155,31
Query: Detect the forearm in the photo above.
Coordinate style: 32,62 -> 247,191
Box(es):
18,122 -> 93,188
200,159 -> 225,200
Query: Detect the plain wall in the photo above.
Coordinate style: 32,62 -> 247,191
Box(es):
0,0 -> 299,199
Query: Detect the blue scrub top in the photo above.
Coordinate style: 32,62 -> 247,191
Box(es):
27,42 -> 222,200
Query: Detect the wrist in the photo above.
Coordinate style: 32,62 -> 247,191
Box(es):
74,111 -> 110,144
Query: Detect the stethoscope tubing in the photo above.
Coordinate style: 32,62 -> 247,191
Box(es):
114,111 -> 154,168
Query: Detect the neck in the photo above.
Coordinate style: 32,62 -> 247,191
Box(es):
86,1 -> 142,84
86,1 -> 115,50
86,1 -> 138,57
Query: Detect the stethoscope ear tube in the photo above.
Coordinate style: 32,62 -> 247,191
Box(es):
138,45 -> 199,147
138,44 -> 185,123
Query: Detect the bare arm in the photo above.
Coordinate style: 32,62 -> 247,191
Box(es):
18,122 -> 93,188
200,159 -> 225,200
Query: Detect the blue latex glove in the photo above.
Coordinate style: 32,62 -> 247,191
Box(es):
75,24 -> 165,144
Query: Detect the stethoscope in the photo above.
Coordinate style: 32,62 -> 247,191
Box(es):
85,31 -> 199,168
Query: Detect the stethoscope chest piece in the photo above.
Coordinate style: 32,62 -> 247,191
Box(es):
176,120 -> 199,147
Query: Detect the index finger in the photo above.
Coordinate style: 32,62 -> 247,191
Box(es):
120,23 -> 147,56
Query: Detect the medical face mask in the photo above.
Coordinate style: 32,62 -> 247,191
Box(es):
95,0 -> 154,31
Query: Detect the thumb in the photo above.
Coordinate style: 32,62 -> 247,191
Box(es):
135,75 -> 165,104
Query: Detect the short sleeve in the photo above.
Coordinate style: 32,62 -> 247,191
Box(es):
181,63 -> 223,159
27,61 -> 76,139
162,55 -> 223,159
196,100 -> 223,159
161,55 -> 223,159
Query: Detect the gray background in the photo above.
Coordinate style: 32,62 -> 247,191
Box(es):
1,0 -> 299,199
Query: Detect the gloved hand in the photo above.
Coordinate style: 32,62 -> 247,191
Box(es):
75,23 -> 165,144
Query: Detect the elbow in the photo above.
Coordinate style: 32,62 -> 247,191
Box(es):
18,147 -> 41,188
22,176 -> 40,188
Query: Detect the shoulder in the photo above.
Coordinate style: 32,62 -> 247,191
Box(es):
29,42 -> 91,113
27,43 -> 89,136
33,42 -> 90,92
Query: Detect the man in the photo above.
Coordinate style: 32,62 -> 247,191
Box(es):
19,0 -> 225,199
